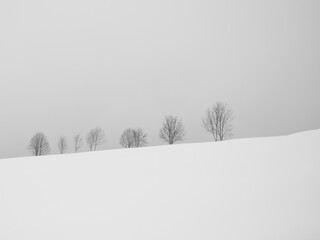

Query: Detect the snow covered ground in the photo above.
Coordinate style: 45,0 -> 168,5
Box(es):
0,129 -> 319,240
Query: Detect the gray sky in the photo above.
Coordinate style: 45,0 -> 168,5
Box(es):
0,0 -> 319,159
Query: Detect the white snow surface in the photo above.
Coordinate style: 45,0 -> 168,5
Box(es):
0,130 -> 320,240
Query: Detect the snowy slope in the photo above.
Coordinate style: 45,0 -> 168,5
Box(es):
0,130 -> 320,240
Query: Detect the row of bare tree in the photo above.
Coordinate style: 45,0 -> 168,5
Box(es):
28,102 -> 234,156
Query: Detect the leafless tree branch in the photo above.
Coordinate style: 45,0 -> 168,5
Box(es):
202,102 -> 234,141
159,115 -> 185,144
28,132 -> 50,156
86,127 -> 106,151
57,136 -> 68,154
74,134 -> 83,153
120,128 -> 147,148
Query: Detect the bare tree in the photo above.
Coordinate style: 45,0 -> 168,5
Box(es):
132,128 -> 147,147
86,127 -> 106,151
202,102 -> 234,141
74,134 -> 83,153
159,115 -> 185,144
28,132 -> 50,156
120,128 -> 134,148
57,136 -> 68,154
120,128 -> 147,148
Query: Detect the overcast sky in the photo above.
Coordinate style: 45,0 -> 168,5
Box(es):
0,0 -> 319,159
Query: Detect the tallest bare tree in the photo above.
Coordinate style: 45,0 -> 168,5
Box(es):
202,102 -> 234,141
28,132 -> 50,156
